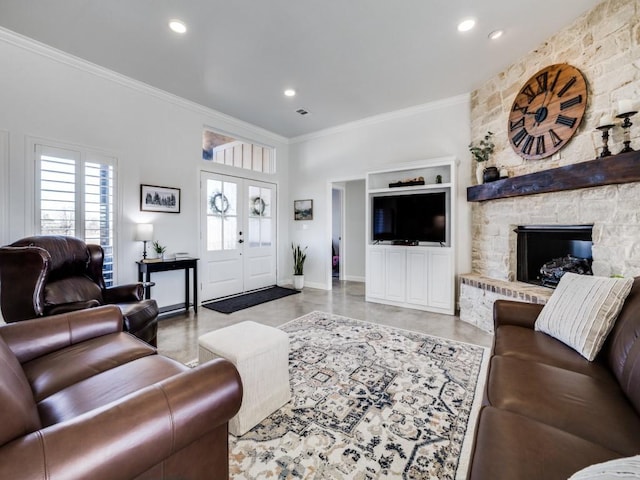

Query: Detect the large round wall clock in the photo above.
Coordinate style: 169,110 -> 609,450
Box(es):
508,63 -> 588,160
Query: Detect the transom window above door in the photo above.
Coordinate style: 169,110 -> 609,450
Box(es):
202,129 -> 275,174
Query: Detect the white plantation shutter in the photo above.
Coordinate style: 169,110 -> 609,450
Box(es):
35,144 -> 117,286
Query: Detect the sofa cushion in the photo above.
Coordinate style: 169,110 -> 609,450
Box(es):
38,355 -> 187,426
568,455 -> 640,479
0,337 -> 41,446
469,407 -> 623,480
535,273 -> 633,361
602,277 -> 640,415
11,235 -> 89,277
486,355 -> 640,455
22,332 -> 156,401
494,325 -> 612,381
44,276 -> 103,312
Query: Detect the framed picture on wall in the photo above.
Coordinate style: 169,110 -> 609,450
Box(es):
140,184 -> 181,213
294,199 -> 313,221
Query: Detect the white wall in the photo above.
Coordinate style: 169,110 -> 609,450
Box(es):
289,95 -> 472,289
0,28 -> 474,305
0,29 -> 290,309
344,180 -> 365,282
0,129 -> 8,247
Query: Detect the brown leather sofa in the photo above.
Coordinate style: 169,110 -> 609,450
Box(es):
0,305 -> 242,480
0,235 -> 159,346
468,277 -> 640,479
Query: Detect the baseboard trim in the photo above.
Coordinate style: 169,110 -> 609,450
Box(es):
344,275 -> 365,283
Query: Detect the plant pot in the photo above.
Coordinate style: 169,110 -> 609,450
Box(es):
475,164 -> 484,185
483,166 -> 500,183
293,274 -> 304,290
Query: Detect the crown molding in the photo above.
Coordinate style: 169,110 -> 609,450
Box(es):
290,93 -> 471,144
0,26 -> 470,146
0,27 -> 288,145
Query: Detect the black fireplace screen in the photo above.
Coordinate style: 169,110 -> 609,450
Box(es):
515,225 -> 593,287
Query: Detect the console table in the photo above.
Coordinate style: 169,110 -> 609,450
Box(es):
137,258 -> 198,314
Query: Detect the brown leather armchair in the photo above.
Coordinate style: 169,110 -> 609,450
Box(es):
0,305 -> 242,479
0,235 -> 158,346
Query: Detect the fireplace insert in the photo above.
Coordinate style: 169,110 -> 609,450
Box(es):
515,224 -> 593,287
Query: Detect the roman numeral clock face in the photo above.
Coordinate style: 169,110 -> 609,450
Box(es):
508,64 -> 588,160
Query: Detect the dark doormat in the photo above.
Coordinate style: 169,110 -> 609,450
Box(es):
201,286 -> 300,314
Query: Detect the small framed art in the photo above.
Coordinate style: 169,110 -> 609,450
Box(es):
294,199 -> 313,221
140,184 -> 181,213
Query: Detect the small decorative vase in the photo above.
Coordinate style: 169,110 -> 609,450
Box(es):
475,164 -> 484,185
483,166 -> 500,183
293,274 -> 304,290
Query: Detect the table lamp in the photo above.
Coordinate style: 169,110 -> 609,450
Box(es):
135,223 -> 154,260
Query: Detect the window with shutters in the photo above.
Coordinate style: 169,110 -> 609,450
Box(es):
35,143 -> 117,286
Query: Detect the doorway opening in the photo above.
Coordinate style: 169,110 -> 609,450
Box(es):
328,178 -> 366,289
332,186 -> 344,280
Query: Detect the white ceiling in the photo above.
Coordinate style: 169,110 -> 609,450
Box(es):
0,0 -> 601,138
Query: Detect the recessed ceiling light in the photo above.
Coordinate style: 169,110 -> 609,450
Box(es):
169,20 -> 187,34
457,19 -> 476,32
284,89 -> 296,97
488,29 -> 504,40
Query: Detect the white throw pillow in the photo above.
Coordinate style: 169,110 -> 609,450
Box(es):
535,273 -> 633,361
568,455 -> 640,479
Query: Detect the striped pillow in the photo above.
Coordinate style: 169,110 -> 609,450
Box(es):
535,273 -> 633,361
568,455 -> 640,479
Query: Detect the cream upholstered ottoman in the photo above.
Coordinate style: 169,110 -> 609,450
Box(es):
198,321 -> 291,436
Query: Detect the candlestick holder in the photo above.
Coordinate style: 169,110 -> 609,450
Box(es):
595,124 -> 615,158
616,110 -> 637,154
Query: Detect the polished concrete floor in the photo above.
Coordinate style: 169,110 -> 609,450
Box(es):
157,280 -> 492,364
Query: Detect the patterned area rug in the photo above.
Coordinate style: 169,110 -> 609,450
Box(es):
229,311 -> 489,479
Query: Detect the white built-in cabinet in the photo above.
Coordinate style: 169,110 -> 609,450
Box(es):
365,158 -> 456,315
367,245 -> 453,314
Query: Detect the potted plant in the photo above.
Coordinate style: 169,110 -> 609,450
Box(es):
469,131 -> 495,184
152,240 -> 166,260
292,243 -> 307,290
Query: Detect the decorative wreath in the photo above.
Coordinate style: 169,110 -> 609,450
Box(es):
209,192 -> 229,214
251,197 -> 266,216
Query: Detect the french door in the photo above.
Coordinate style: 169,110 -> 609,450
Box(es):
200,172 -> 277,301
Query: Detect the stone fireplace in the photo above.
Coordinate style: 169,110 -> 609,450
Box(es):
515,224 -> 593,287
460,0 -> 640,334
459,178 -> 640,333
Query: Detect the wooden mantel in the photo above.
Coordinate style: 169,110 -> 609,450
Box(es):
467,150 -> 640,202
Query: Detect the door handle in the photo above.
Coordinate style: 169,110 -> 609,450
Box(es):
238,239 -> 244,244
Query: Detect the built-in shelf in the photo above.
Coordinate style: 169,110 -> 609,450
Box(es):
366,158 -> 456,315
467,150 -> 640,202
369,182 -> 452,195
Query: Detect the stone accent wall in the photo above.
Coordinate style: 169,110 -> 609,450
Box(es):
470,0 -> 640,281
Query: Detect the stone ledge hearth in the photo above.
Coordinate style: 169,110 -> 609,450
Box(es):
459,274 -> 552,333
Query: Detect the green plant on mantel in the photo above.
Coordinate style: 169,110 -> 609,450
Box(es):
469,131 -> 495,163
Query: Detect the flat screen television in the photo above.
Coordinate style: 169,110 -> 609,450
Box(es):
372,192 -> 447,244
